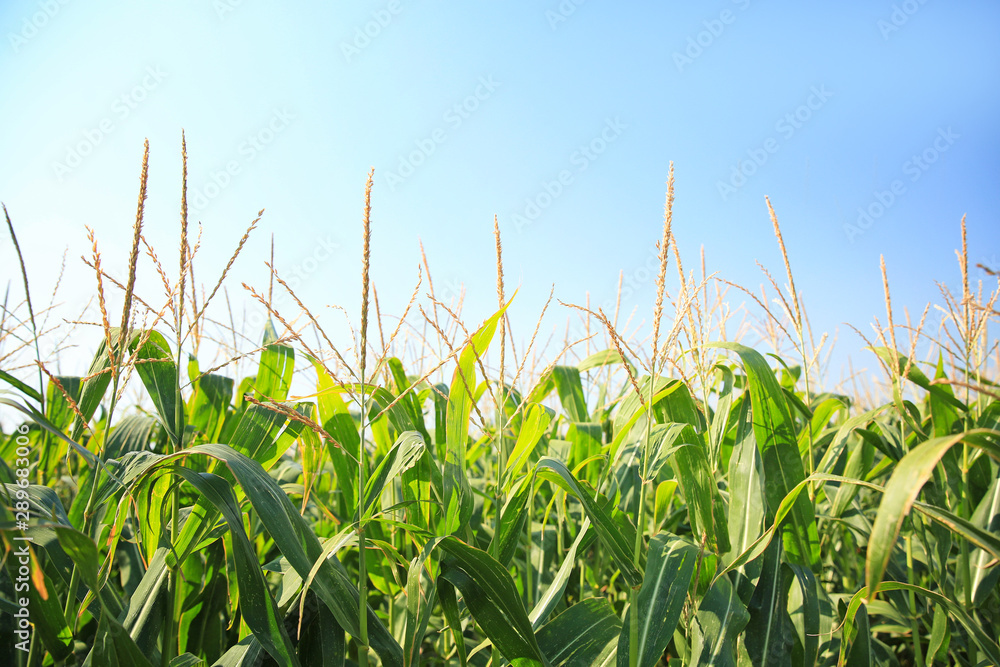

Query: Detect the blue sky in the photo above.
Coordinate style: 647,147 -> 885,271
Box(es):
1,0 -> 998,384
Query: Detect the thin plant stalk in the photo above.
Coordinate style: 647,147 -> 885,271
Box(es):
2,204 -> 44,415
630,165 -> 674,667
164,131 -> 190,666
357,167 -> 374,667
493,215 -> 507,551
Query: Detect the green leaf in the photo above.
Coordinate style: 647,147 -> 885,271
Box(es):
439,579 -> 468,667
710,343 -> 819,568
405,550 -> 438,667
52,526 -> 100,591
136,443 -> 404,666
838,581 -> 1000,666
188,372 -> 233,442
444,303 -> 508,534
536,457 -> 643,587
212,636 -> 265,667
744,538 -> 793,667
670,431 -> 730,554
830,436 -> 874,518
867,429 -> 1000,598
255,320 -> 295,401
536,598 -> 620,666
105,414 -> 159,459
84,605 -> 156,667
505,403 -> 552,489
552,366 -> 589,422
844,604 -> 872,667
0,518 -> 73,661
490,475 -> 531,567
644,422 -> 688,481
528,518 -> 591,629
610,377 -> 683,462
0,368 -> 41,402
709,364 -> 737,467
386,356 -> 431,441
787,565 -> 819,667
577,348 -> 631,373
71,329 -> 129,440
690,574 -> 750,667
617,534 -> 699,667
436,536 -> 548,666
724,398 -> 764,592
45,374 -> 81,434
926,605 -> 948,662
816,404 -> 890,475
172,468 -> 301,667
971,475 -> 1000,604
868,346 -> 967,412
129,330 -> 182,446
362,430 -> 425,519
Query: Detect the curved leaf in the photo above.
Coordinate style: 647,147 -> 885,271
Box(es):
866,429 -> 1000,597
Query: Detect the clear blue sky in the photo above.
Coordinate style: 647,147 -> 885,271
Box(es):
1,0 -> 998,384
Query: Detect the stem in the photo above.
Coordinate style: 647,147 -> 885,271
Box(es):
906,536 -> 926,667
162,569 -> 175,667
164,272 -> 185,666
357,368 -> 370,666
630,375 -> 656,667
63,566 -> 81,632
525,485 -> 533,609
26,630 -> 38,667
494,380 -> 506,558
358,168 -> 373,666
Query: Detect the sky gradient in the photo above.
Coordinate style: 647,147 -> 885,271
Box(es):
1,0 -> 998,384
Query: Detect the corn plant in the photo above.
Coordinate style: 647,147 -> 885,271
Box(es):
1,141 -> 998,666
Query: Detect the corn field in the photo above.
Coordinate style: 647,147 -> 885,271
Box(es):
1,142 -> 999,666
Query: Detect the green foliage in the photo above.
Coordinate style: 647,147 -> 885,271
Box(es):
1,169 -> 998,667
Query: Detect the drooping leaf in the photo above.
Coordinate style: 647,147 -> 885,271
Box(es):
436,536 -> 548,666
867,429 -> 1000,598
536,457 -> 643,587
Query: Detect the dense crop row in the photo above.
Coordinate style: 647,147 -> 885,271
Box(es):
1,144 -> 998,666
